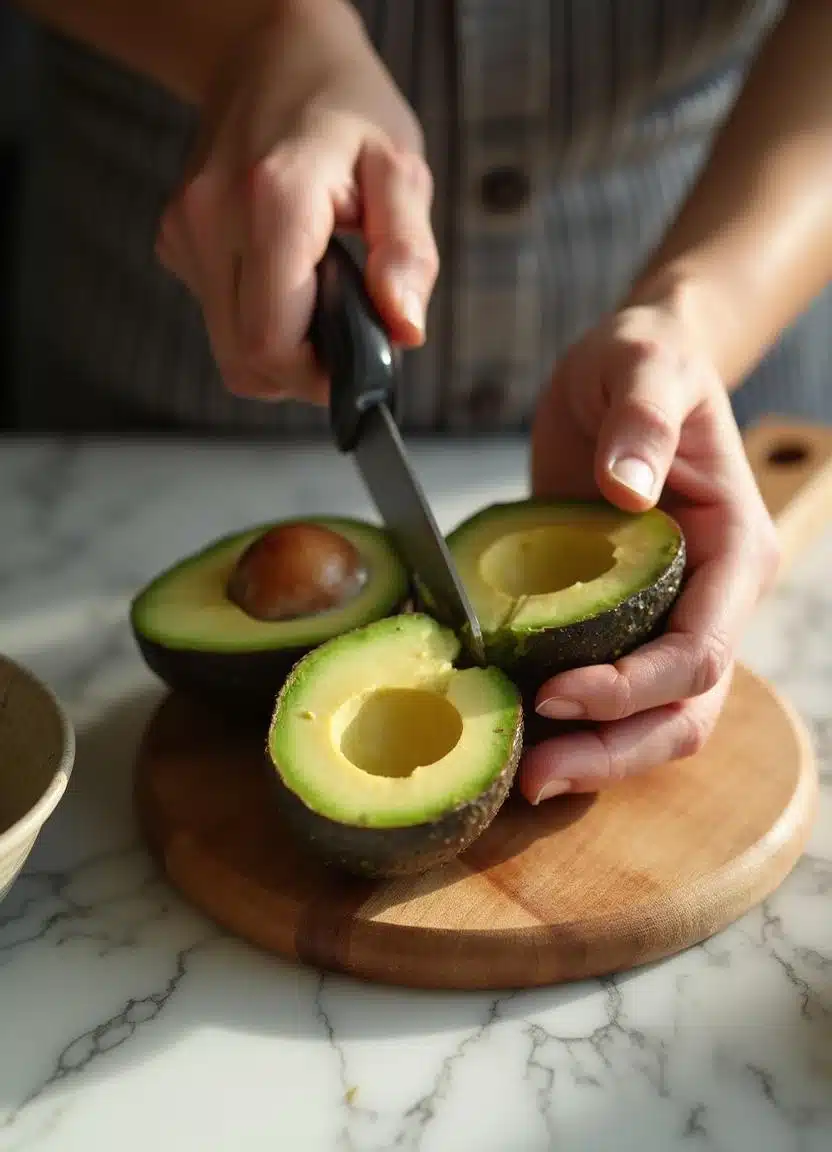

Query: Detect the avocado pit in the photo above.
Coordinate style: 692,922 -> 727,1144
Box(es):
129,516 -> 410,713
226,522 -> 367,621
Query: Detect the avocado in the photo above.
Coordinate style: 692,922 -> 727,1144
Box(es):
130,516 -> 411,713
265,612 -> 523,878
416,499 -> 685,691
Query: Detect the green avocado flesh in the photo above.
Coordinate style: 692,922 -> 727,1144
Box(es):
130,517 -> 410,709
417,499 -> 686,688
130,499 -> 683,878
266,612 -> 523,878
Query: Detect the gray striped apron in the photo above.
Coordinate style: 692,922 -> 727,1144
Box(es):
12,0 -> 832,436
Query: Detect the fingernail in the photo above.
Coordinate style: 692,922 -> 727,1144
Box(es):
610,456 -> 655,500
536,697 -> 585,720
396,285 -> 424,334
532,779 -> 572,805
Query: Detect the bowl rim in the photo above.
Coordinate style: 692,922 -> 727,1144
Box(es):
0,653 -> 76,855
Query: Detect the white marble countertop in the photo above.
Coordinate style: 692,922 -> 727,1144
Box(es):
0,435 -> 829,1152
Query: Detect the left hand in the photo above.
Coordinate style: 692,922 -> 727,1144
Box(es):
518,300 -> 781,805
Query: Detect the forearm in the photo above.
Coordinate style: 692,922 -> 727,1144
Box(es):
12,0 -> 356,105
627,0 -> 832,392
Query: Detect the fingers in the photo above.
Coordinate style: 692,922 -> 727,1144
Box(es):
155,133 -> 437,405
593,335 -> 692,511
534,520 -> 779,722
591,311 -> 771,524
236,147 -> 337,376
534,616 -> 732,723
168,171 -> 247,382
524,305 -> 780,802
157,152 -> 334,403
518,662 -> 734,803
360,140 -> 439,344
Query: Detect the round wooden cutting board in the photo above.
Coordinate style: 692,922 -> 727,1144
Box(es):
134,660 -> 816,990
133,417 -> 831,989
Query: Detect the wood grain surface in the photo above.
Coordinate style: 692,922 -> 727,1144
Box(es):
742,415 -> 832,577
132,418 -> 831,989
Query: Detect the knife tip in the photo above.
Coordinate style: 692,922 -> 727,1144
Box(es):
462,620 -> 487,668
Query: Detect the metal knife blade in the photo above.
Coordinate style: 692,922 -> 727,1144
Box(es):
309,236 -> 485,665
352,403 -> 486,665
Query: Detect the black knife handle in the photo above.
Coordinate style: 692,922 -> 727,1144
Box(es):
308,237 -> 400,453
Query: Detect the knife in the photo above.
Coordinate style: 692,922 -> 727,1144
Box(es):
307,236 -> 486,666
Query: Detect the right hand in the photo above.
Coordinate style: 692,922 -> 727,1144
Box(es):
155,0 -> 438,405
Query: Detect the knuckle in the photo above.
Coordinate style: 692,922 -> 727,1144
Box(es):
384,233 -> 440,283
596,729 -> 626,782
380,144 -> 435,210
374,140 -> 431,194
604,668 -> 634,721
620,334 -> 664,368
688,629 -> 732,697
627,394 -> 678,450
674,705 -> 712,760
638,393 -> 677,436
251,156 -> 323,255
251,156 -> 300,218
418,236 -> 440,285
384,143 -> 431,186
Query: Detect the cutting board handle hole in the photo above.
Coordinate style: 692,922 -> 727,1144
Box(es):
766,440 -> 810,467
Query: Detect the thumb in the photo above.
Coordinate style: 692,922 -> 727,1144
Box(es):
594,348 -> 690,511
359,139 -> 439,346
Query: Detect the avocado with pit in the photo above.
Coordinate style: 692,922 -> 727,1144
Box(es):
265,612 -> 524,878
130,516 -> 411,712
416,499 -> 686,689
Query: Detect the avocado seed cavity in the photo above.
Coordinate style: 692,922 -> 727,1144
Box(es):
227,522 -> 367,621
339,688 -> 463,779
479,527 -> 615,598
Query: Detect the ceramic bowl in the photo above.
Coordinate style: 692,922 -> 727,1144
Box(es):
0,654 -> 75,903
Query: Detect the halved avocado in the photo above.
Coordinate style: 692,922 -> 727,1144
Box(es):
266,612 -> 523,878
416,499 -> 685,689
130,516 -> 410,712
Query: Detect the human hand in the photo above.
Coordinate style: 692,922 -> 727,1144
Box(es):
155,0 -> 438,404
518,300 -> 780,804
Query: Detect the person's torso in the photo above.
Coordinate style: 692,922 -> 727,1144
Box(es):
17,0 -> 785,434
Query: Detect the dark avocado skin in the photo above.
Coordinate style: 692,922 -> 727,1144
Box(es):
417,533 -> 686,700
265,711 -> 524,879
131,596 -> 413,720
490,533 -> 685,693
133,631 -> 315,720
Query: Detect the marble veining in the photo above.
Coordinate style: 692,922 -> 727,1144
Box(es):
0,437 -> 830,1152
